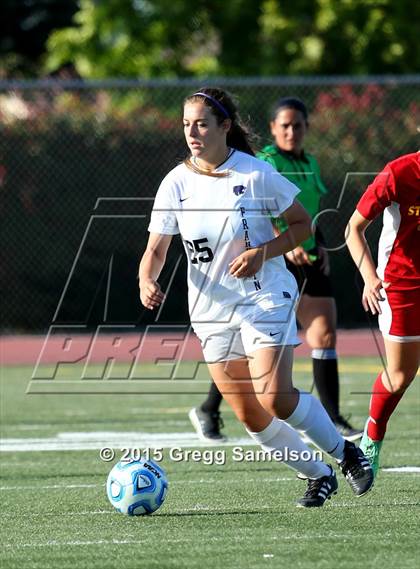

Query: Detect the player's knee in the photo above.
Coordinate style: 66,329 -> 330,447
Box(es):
234,407 -> 249,424
307,328 -> 336,349
235,408 -> 270,432
233,405 -> 259,427
256,393 -> 294,420
384,369 -> 416,393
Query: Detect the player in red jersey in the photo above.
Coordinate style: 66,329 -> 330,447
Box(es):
346,152 -> 420,477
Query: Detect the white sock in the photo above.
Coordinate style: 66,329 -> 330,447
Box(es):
286,391 -> 345,460
247,417 -> 330,479
311,348 -> 337,360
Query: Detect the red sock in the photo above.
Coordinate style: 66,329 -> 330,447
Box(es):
367,373 -> 404,441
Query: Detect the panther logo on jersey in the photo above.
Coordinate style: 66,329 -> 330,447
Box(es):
233,185 -> 246,196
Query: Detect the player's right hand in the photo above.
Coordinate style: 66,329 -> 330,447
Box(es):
285,246 -> 313,266
362,276 -> 390,314
140,278 -> 166,310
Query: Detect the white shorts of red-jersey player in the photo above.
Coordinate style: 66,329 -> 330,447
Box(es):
379,287 -> 420,342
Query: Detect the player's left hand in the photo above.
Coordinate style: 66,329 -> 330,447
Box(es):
229,247 -> 264,278
362,276 -> 390,314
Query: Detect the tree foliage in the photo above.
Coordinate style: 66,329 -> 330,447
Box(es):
44,0 -> 420,77
45,0 -> 219,77
2,0 -> 420,77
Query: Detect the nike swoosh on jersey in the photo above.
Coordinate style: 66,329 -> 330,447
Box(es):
180,196 -> 189,202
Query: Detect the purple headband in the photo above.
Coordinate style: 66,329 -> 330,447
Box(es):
192,92 -> 230,118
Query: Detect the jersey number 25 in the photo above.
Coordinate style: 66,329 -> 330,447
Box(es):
184,238 -> 214,264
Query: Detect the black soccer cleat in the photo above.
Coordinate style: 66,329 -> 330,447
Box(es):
188,407 -> 226,443
333,415 -> 363,442
338,440 -> 374,496
296,465 -> 338,508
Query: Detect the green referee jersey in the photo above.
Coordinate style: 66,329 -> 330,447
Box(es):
257,144 -> 328,253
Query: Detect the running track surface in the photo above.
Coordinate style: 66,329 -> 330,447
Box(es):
1,330 -> 385,366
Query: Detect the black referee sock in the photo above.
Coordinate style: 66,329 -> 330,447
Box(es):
200,381 -> 223,414
311,349 -> 340,422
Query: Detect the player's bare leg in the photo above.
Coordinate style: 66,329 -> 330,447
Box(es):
361,339 -> 420,477
247,346 -> 373,497
248,346 -> 343,453
208,358 -> 272,432
382,339 -> 420,393
209,356 -> 338,506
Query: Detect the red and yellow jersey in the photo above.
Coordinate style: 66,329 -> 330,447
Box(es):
356,152 -> 420,291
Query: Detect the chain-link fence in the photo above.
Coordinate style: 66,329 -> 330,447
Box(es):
1,76 -> 419,332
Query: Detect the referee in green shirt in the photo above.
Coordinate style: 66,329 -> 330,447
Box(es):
257,97 -> 361,440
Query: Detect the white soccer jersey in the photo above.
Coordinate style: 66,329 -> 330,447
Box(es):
148,150 -> 300,330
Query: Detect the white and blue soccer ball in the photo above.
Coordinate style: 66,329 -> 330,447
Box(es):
106,457 -> 168,516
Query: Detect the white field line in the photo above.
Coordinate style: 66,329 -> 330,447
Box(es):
0,477 -> 294,491
2,423 -> 419,439
1,500 -> 298,519
1,467 -> 419,494
1,494 -> 418,524
2,539 -> 149,549
0,510 -> 113,517
9,420 -> 191,432
1,526 -> 414,550
1,430 -> 419,462
391,451 -> 420,457
0,461 -> 47,467
0,483 -> 101,491
382,466 -> 420,473
0,432 -> 257,452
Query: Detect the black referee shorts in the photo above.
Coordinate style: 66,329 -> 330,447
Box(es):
285,255 -> 334,298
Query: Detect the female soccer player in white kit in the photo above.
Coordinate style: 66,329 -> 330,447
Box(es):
139,87 -> 373,507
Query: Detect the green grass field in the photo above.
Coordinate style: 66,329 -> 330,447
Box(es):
1,359 -> 419,569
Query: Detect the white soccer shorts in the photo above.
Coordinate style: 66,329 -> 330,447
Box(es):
193,302 -> 300,363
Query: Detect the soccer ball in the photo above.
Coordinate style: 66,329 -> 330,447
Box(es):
106,457 -> 168,515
